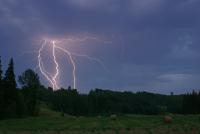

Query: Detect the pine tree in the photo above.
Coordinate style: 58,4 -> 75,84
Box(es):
3,58 -> 18,118
4,58 -> 16,89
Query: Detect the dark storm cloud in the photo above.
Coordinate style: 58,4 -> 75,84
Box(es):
0,0 -> 200,94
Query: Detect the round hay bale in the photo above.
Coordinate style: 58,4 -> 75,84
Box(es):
97,115 -> 102,118
164,116 -> 173,124
110,114 -> 117,120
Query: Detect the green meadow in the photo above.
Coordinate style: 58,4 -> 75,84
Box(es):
0,108 -> 199,134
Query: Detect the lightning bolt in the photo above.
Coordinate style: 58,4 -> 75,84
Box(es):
54,45 -> 76,89
38,40 -> 56,89
37,37 -> 108,91
52,41 -> 59,89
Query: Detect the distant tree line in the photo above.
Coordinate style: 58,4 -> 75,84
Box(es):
182,91 -> 200,114
40,88 -> 183,116
0,57 -> 200,119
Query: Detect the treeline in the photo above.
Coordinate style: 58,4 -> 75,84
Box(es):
182,91 -> 200,114
0,57 -> 40,119
39,88 -> 183,116
0,57 -> 200,119
36,87 -> 200,116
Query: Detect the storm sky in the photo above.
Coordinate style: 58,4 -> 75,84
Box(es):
0,0 -> 200,94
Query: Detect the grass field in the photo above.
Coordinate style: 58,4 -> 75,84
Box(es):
0,109 -> 200,134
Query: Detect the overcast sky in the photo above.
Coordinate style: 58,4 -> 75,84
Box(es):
0,0 -> 200,94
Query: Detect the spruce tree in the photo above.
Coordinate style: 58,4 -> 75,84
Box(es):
3,58 -> 18,118
4,58 -> 16,89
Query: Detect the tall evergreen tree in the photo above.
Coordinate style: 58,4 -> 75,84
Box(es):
2,58 -> 18,118
3,58 -> 16,89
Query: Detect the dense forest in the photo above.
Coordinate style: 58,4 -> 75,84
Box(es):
0,57 -> 200,119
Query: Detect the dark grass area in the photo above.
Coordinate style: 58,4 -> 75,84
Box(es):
0,114 -> 200,134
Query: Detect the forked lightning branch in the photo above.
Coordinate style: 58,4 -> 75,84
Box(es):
37,38 -> 108,90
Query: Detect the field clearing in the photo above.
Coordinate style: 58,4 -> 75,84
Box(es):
0,113 -> 200,134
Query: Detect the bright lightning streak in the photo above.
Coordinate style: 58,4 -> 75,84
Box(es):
54,45 -> 76,89
52,41 -> 60,89
36,37 -> 109,91
38,41 -> 55,89
70,52 -> 109,72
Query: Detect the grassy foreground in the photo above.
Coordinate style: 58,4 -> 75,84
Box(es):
0,109 -> 200,134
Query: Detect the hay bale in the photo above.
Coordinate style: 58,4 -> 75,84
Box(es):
110,114 -> 117,120
164,116 -> 173,124
97,115 -> 102,118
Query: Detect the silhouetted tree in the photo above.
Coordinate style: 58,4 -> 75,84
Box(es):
68,86 -> 72,90
182,90 -> 200,114
18,69 -> 41,116
18,69 -> 40,89
4,58 -> 16,89
2,58 -> 19,118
